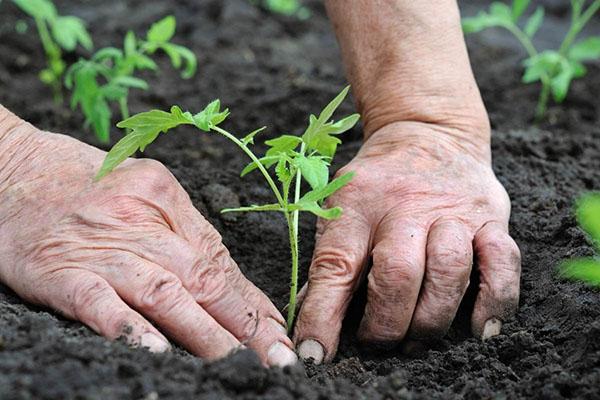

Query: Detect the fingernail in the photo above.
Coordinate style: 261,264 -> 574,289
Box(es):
140,333 -> 170,353
297,339 -> 324,364
268,317 -> 288,336
481,318 -> 502,340
267,342 -> 298,367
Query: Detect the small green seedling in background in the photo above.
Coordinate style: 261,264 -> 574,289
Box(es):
65,16 -> 197,144
560,193 -> 600,287
96,86 -> 359,329
250,0 -> 310,19
12,0 -> 93,103
462,0 -> 600,120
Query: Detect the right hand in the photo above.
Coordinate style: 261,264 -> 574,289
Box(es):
0,112 -> 297,367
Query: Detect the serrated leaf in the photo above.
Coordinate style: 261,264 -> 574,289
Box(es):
295,155 -> 329,191
275,157 -> 291,184
512,0 -> 530,21
112,75 -> 149,90
97,106 -> 194,179
51,16 -> 93,51
221,203 -> 283,213
240,156 -> 279,177
524,7 -> 544,38
192,99 -> 230,131
13,0 -> 56,20
560,258 -> 600,287
301,171 -> 354,203
265,135 -> 302,157
147,15 -> 176,43
241,126 -> 266,146
568,37 -> 600,62
290,201 -> 343,219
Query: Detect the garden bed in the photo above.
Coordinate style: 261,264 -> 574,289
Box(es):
1,0 -> 599,398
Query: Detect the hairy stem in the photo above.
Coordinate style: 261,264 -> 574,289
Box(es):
535,82 -> 551,121
285,211 -> 299,331
35,17 -> 63,103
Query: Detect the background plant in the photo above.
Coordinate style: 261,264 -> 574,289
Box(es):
96,86 -> 359,329
65,16 -> 197,144
560,193 -> 600,287
462,0 -> 600,120
250,0 -> 310,19
11,0 -> 93,102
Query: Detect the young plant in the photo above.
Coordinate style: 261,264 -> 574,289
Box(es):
11,0 -> 93,102
96,86 -> 359,329
250,0 -> 310,19
560,193 -> 600,288
462,0 -> 600,120
65,16 -> 197,144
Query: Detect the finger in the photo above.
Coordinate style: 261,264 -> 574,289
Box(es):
357,219 -> 428,344
93,253 -> 241,360
36,269 -> 170,352
134,230 -> 295,366
472,221 -> 521,340
165,191 -> 288,328
294,208 -> 371,364
408,218 -> 473,340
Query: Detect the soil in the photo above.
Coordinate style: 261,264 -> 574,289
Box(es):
1,0 -> 600,399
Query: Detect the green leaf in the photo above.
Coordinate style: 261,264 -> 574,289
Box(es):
301,86 -> 359,157
560,258 -> 600,287
301,171 -> 354,203
112,76 -> 149,90
12,0 -> 56,20
124,31 -> 137,57
241,126 -> 266,146
524,7 -> 544,38
97,106 -> 194,179
240,156 -> 279,177
290,201 -> 343,220
51,16 -> 93,51
221,204 -> 283,213
576,193 -> 600,245
550,62 -> 574,102
159,43 -> 197,79
462,12 -> 504,33
275,157 -> 291,184
92,47 -> 123,63
295,155 -> 329,191
568,37 -> 600,62
512,0 -> 530,21
522,51 -> 561,83
265,135 -> 302,157
147,15 -> 176,43
490,2 -> 513,23
132,53 -> 158,71
192,100 -> 230,131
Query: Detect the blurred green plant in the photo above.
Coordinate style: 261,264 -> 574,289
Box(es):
251,0 -> 310,19
96,86 -> 359,329
11,0 -> 93,103
65,16 -> 197,144
560,193 -> 600,287
462,0 -> 600,120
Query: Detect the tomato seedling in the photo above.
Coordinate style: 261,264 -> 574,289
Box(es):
65,16 -> 197,144
560,193 -> 600,287
11,0 -> 93,103
96,86 -> 359,329
251,0 -> 310,19
462,0 -> 600,120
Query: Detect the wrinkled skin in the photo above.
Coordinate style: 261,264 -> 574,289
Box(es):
294,121 -> 521,363
0,118 -> 296,367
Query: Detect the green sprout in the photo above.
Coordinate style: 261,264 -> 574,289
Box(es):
560,193 -> 600,287
65,16 -> 197,144
251,0 -> 310,19
96,86 -> 359,329
462,0 -> 600,120
12,0 -> 93,103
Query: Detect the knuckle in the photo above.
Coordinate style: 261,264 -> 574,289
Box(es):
138,271 -> 186,314
371,249 -> 422,288
188,260 -> 228,305
310,248 -> 362,285
136,159 -> 177,195
428,245 -> 472,274
70,278 -> 112,316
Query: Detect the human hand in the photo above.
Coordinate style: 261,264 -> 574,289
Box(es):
293,121 -> 521,363
0,111 -> 296,367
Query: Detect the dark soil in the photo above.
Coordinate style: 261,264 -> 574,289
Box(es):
1,0 -> 600,398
